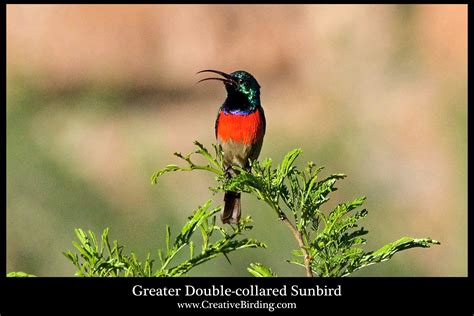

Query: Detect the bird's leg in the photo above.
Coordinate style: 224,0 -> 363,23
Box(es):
224,165 -> 236,179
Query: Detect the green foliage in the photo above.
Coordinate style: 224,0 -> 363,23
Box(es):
151,141 -> 225,185
343,237 -> 440,276
63,200 -> 265,277
248,263 -> 277,277
7,271 -> 36,277
10,141 -> 437,277
151,142 -> 440,277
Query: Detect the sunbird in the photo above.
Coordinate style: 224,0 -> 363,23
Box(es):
197,70 -> 266,224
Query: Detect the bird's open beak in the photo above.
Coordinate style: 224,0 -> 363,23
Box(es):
196,69 -> 237,86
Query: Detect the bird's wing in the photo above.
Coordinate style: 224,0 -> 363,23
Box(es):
215,108 -> 221,139
259,105 -> 266,136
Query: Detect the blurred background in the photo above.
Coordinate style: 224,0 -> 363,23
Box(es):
7,4 -> 466,277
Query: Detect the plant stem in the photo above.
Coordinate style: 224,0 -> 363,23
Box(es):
280,214 -> 313,277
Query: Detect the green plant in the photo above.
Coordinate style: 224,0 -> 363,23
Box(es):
8,141 -> 440,277
62,200 -> 265,277
151,141 -> 439,277
6,271 -> 36,277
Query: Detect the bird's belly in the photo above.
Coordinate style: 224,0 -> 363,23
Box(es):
218,140 -> 253,168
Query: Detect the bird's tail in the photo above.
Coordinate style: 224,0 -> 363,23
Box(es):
221,191 -> 241,224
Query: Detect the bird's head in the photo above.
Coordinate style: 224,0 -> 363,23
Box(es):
197,69 -> 261,108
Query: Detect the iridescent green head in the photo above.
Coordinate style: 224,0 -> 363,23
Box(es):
197,69 -> 261,111
228,70 -> 260,105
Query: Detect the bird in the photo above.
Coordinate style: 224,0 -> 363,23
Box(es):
197,69 -> 266,224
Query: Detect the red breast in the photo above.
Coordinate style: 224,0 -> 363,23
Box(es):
216,108 -> 265,145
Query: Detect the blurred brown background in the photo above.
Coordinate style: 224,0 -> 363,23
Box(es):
7,4 -> 467,276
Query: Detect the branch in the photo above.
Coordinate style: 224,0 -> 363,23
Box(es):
280,214 -> 313,277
